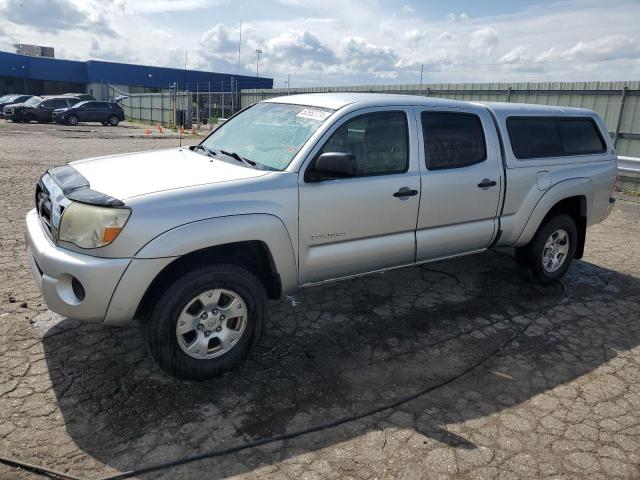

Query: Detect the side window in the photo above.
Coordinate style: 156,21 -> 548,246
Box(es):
507,117 -> 606,159
52,99 -> 69,108
421,112 -> 486,170
558,119 -> 605,155
40,100 -> 54,108
319,111 -> 409,176
507,118 -> 563,159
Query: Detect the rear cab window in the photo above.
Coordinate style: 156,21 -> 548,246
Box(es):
507,116 -> 606,159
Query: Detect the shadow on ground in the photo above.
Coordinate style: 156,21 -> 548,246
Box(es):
37,250 -> 640,478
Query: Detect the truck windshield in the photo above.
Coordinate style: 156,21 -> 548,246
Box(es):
201,102 -> 334,171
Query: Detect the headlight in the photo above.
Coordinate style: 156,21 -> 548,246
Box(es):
58,202 -> 130,248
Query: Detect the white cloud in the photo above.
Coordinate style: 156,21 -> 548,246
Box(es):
401,4 -> 415,15
469,27 -> 499,54
0,0 -> 639,86
447,12 -> 469,22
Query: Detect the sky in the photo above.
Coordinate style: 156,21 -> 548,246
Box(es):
0,0 -> 639,88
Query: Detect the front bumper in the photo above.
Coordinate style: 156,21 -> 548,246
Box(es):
25,209 -> 130,322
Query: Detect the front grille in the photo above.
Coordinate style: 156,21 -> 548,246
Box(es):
35,173 -> 70,243
35,182 -> 53,237
4,108 -> 13,115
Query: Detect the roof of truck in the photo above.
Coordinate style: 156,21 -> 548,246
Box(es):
265,92 -> 596,116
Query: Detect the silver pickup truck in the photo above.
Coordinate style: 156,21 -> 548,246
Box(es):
25,93 -> 617,379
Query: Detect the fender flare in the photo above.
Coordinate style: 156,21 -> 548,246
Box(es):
513,177 -> 592,247
134,213 -> 298,293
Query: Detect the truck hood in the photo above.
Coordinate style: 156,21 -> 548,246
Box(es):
69,147 -> 270,200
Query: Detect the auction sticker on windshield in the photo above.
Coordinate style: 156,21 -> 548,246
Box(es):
296,108 -> 331,121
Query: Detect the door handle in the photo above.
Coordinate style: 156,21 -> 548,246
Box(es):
393,187 -> 418,198
477,179 -> 497,189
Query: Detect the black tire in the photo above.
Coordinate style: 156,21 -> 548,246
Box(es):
144,263 -> 266,380
67,115 -> 79,126
517,214 -> 577,286
101,121 -> 108,126
108,115 -> 119,126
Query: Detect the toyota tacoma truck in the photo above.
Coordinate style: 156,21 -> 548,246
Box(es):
25,93 -> 617,379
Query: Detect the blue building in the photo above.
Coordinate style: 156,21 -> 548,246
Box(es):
0,50 -> 272,99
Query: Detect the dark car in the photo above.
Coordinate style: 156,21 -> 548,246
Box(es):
6,96 -> 80,123
53,101 -> 125,126
0,94 -> 35,118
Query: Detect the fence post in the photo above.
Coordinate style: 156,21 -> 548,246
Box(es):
506,86 -> 512,103
614,86 -> 628,148
196,82 -> 200,128
221,81 -> 225,119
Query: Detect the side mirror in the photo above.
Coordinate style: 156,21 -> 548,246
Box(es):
309,152 -> 357,181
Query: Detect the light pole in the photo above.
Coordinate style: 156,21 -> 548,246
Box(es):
255,49 -> 262,77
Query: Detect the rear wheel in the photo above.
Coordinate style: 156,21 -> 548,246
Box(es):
144,263 -> 266,380
67,115 -> 79,126
108,115 -> 119,126
518,214 -> 577,285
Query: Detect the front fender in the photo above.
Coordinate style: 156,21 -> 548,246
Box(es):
513,177 -> 592,247
134,213 -> 298,293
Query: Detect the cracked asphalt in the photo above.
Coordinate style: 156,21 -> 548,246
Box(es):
1,120 -> 640,479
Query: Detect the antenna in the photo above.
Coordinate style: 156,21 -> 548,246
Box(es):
237,19 -> 243,75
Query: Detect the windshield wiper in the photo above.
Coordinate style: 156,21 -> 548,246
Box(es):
193,144 -> 217,157
220,149 -> 256,168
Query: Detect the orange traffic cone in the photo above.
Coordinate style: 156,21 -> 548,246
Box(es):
191,127 -> 197,135
144,128 -> 152,135
158,126 -> 163,134
179,126 -> 185,135
156,122 -> 161,131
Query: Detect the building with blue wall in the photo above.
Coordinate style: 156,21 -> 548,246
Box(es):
0,50 -> 272,99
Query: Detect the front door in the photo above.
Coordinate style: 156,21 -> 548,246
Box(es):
415,107 -> 503,261
298,107 -> 420,285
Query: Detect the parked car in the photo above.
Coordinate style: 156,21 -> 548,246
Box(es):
2,96 -> 42,120
53,101 -> 125,126
25,93 -> 617,379
6,95 -> 80,123
0,94 -> 35,118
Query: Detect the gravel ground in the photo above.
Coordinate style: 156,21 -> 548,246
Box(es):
1,120 -> 639,480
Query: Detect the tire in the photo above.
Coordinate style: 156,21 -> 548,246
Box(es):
67,115 -> 79,126
144,263 -> 266,380
518,214 -> 577,286
101,121 -> 108,126
108,115 -> 119,126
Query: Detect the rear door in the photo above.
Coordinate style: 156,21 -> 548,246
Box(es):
91,102 -> 111,121
79,102 -> 99,121
298,107 -> 421,285
415,107 -> 503,261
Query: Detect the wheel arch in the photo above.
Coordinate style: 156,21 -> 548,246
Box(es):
135,239 -> 282,322
131,214 -> 297,319
514,178 -> 592,258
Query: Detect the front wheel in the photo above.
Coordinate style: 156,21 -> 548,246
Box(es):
67,115 -> 79,126
108,115 -> 119,126
517,214 -> 577,286
144,264 -> 266,380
